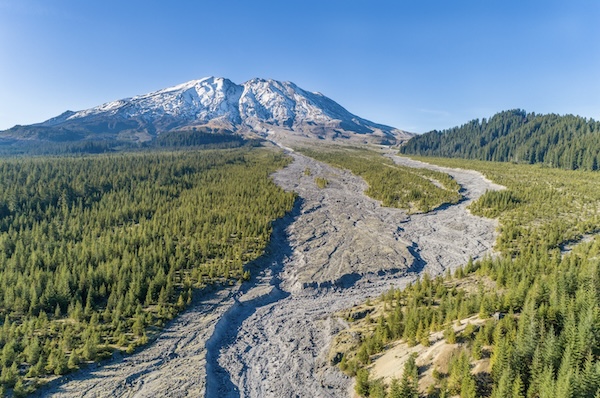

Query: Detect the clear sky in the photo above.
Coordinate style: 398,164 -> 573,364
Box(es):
1,0 -> 598,133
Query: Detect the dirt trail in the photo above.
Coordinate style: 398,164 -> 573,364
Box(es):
39,145 -> 502,398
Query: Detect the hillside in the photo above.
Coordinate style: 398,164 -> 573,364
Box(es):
400,110 -> 600,170
337,157 -> 600,398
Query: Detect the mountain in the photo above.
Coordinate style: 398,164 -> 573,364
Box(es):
1,77 -> 411,145
400,109 -> 600,170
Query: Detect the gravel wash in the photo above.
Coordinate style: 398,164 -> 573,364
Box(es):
38,146 -> 502,397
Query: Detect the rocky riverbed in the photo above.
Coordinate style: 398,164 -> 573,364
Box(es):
38,145 -> 502,398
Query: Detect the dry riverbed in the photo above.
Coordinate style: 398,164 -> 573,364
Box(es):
38,144 -> 502,397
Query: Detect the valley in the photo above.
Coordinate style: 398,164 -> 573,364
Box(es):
37,142 -> 501,397
3,0 -> 598,393
2,76 -> 598,397
335,155 -> 600,397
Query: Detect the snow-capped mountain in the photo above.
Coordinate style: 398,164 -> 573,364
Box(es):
1,77 -> 412,144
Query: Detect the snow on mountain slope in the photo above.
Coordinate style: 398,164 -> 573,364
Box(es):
1,77 -> 412,144
67,77 -> 242,122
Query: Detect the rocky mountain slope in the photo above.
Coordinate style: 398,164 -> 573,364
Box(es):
1,77 -> 411,144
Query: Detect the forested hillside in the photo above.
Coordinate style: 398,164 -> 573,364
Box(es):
400,110 -> 600,170
0,147 -> 295,395
340,158 -> 600,398
0,128 -> 251,156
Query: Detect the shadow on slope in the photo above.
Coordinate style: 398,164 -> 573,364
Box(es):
407,242 -> 427,274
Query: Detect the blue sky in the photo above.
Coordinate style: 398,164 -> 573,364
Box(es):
1,0 -> 598,133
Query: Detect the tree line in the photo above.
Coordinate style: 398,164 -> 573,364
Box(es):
400,110 -> 600,171
0,129 -> 254,156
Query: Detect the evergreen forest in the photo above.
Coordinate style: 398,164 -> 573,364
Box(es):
400,110 -> 600,170
0,147 -> 295,395
0,128 -> 252,157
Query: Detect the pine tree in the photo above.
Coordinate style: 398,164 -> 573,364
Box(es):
491,368 -> 512,398
554,367 -> 574,398
0,362 -> 18,387
472,337 -> 483,360
369,378 -> 386,398
538,366 -> 556,398
444,324 -> 456,344
388,378 -> 401,398
578,353 -> 599,398
398,355 -> 418,398
511,374 -> 525,398
461,376 -> 477,398
82,336 -> 97,361
53,349 -> 69,375
13,378 -> 28,397
68,350 -> 81,369
355,368 -> 370,397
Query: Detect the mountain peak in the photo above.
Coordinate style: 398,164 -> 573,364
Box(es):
1,77 -> 412,144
